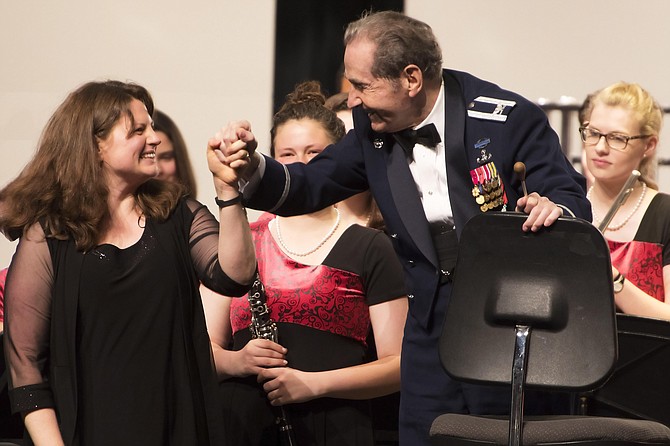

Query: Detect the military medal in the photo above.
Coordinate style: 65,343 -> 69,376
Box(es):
470,160 -> 508,213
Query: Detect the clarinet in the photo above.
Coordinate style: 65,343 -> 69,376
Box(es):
247,274 -> 298,446
597,170 -> 641,232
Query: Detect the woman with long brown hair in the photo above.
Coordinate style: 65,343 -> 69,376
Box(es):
0,80 -> 256,445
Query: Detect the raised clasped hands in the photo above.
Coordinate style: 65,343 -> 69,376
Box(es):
207,120 -> 259,187
516,192 -> 562,232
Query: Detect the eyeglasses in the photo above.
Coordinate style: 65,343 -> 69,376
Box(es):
579,127 -> 650,151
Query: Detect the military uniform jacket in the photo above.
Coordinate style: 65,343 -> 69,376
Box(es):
246,69 -> 591,328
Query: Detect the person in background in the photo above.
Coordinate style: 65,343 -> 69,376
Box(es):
0,80 -> 256,445
153,109 -> 198,197
255,90 -> 384,229
203,81 -> 408,446
580,82 -> 670,319
213,11 -> 590,445
325,91 -> 354,133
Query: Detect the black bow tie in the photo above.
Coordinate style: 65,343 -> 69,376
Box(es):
393,123 -> 441,154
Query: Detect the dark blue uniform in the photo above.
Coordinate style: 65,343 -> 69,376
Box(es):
245,69 -> 590,445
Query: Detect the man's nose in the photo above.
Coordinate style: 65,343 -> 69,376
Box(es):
347,90 -> 362,108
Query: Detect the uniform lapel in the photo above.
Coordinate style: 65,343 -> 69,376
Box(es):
386,139 -> 439,267
443,71 -> 479,238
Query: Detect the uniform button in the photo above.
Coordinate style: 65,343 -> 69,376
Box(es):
408,294 -> 414,300
390,233 -> 398,238
407,260 -> 415,266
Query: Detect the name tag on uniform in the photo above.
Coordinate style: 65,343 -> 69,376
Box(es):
467,96 -> 516,122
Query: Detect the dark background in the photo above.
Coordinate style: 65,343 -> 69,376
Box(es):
273,0 -> 404,113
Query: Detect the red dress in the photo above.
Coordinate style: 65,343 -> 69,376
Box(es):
607,193 -> 670,303
609,240 -> 664,301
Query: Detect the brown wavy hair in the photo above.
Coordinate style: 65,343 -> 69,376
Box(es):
270,81 -> 346,157
0,80 -> 185,251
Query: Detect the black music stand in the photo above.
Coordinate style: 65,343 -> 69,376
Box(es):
582,313 -> 670,426
430,212 -> 670,446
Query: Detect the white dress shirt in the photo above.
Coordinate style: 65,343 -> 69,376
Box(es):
408,82 -> 452,225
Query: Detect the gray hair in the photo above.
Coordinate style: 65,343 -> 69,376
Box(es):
344,10 -> 443,82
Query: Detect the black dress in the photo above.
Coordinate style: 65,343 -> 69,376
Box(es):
5,199 -> 248,445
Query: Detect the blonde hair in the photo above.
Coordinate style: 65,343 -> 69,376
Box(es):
582,82 -> 663,189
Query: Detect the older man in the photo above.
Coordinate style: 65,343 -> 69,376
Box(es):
213,11 -> 590,445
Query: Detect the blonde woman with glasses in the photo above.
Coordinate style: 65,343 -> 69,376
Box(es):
580,81 -> 670,319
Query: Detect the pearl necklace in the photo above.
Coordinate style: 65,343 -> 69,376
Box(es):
274,208 -> 341,256
587,181 -> 647,231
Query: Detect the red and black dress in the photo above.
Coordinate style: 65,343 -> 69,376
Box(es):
607,193 -> 670,303
221,219 -> 406,446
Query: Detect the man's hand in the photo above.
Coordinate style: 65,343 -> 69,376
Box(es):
207,137 -> 250,186
515,192 -> 563,232
207,120 -> 260,186
220,120 -> 258,158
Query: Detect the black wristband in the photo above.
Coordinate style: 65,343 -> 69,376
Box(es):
215,195 -> 242,208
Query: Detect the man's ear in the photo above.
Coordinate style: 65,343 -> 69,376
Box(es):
402,64 -> 423,98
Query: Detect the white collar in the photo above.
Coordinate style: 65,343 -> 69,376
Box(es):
414,80 -> 445,141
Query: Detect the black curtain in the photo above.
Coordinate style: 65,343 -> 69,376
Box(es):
273,0 -> 403,113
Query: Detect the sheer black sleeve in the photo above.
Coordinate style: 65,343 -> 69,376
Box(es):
185,199 -> 250,296
4,223 -> 55,413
